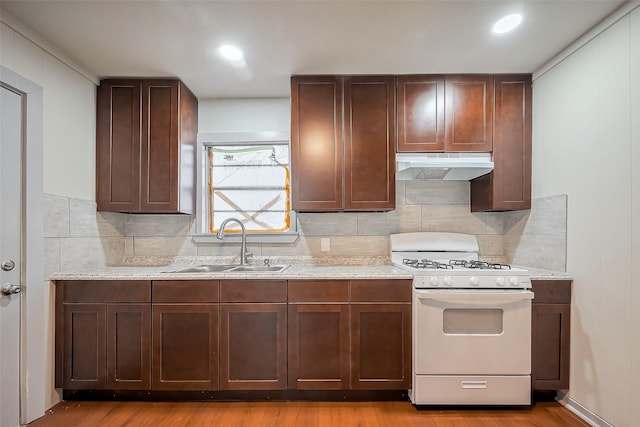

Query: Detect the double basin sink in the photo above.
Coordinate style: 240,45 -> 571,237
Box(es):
166,264 -> 290,274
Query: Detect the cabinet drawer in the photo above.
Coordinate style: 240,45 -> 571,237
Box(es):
288,280 -> 349,303
59,280 -> 151,303
531,280 -> 571,304
152,280 -> 219,303
350,280 -> 412,303
220,280 -> 287,303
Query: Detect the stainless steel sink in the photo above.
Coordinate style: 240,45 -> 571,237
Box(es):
165,264 -> 289,273
227,265 -> 289,273
166,265 -> 237,273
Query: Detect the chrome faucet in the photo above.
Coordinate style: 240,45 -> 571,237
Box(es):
216,218 -> 251,265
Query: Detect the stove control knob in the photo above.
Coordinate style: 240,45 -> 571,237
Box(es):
429,277 -> 440,287
509,277 -> 520,287
469,276 -> 480,287
443,277 -> 454,287
496,277 -> 506,287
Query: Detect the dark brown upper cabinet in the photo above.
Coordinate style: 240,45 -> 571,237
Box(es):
397,75 -> 445,152
397,75 -> 492,153
471,74 -> 532,212
96,79 -> 197,214
445,75 -> 493,152
291,75 -> 395,212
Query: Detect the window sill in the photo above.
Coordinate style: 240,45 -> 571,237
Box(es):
192,232 -> 299,245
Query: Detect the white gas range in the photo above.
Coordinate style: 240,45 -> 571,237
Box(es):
390,232 -> 533,406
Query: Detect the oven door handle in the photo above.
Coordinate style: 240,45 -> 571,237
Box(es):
417,290 -> 534,306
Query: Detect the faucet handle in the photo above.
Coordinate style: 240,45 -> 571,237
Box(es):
245,251 -> 253,259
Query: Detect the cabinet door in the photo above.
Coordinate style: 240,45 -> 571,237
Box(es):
471,75 -> 532,212
140,80 -> 180,213
445,75 -> 493,152
291,76 -> 344,211
350,304 -> 411,389
62,303 -> 106,389
344,76 -> 396,210
219,303 -> 287,390
288,304 -> 349,389
96,80 -> 141,212
532,303 -> 571,391
397,75 -> 445,152
152,304 -> 218,390
107,304 -> 151,390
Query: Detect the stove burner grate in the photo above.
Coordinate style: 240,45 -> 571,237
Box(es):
403,258 -> 454,270
449,260 -> 512,270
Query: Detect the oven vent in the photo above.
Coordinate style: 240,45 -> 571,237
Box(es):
396,152 -> 493,180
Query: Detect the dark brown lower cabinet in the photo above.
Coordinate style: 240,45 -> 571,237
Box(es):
350,303 -> 412,389
55,281 -> 152,390
531,280 -> 571,391
350,280 -> 412,390
56,278 -> 412,395
288,304 -> 350,389
107,304 -> 151,390
151,280 -> 219,391
152,304 -> 218,390
219,303 -> 287,390
61,303 -> 107,389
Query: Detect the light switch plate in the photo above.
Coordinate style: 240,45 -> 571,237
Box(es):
321,238 -> 330,252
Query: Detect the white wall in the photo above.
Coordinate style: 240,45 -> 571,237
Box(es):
532,12 -> 638,427
198,98 -> 290,133
1,13 -> 98,422
629,8 -> 640,426
0,19 -> 96,201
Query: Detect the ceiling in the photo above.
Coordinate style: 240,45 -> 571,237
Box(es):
0,0 -> 629,99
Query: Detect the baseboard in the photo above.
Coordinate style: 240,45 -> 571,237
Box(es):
556,391 -> 614,427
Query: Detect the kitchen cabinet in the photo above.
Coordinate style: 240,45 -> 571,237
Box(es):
471,74 -> 532,211
291,75 -> 395,211
219,280 -> 288,390
55,277 -> 411,395
445,75 -> 493,152
96,79 -> 197,214
287,279 -> 411,391
55,281 -> 151,390
531,279 -> 571,391
396,74 -> 492,152
151,280 -> 219,390
350,280 -> 412,389
397,75 -> 445,152
287,280 -> 350,389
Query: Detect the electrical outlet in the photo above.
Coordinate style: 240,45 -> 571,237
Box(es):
321,238 -> 330,252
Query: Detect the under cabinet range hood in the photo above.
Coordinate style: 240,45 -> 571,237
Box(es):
396,152 -> 494,180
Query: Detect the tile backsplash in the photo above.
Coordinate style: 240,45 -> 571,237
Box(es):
44,184 -> 568,276
503,194 -> 568,271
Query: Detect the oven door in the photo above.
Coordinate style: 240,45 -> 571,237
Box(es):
414,289 -> 533,376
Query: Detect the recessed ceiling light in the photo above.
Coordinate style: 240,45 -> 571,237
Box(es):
492,14 -> 523,34
218,45 -> 244,61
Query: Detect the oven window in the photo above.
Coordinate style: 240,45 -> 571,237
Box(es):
443,309 -> 504,335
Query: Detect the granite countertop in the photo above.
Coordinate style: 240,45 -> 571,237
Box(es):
514,266 -> 573,281
50,264 -> 414,281
49,257 -> 570,282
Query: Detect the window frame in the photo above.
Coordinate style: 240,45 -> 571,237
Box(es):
193,131 -> 298,244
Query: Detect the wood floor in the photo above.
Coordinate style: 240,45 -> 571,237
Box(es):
29,400 -> 588,426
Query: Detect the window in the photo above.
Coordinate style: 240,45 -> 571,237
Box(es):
194,131 -> 297,243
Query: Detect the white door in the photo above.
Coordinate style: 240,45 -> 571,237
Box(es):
0,84 -> 24,427
414,289 -> 533,375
